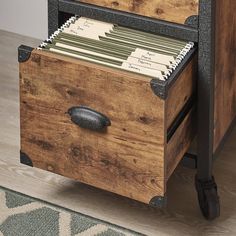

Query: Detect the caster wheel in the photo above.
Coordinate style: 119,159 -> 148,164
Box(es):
195,175 -> 220,220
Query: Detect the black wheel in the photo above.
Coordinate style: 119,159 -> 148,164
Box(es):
195,175 -> 220,220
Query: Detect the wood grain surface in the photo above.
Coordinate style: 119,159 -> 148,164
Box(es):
79,0 -> 199,24
214,0 -> 236,152
2,30 -> 236,236
20,50 -> 166,203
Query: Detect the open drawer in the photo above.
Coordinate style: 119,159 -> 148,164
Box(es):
19,39 -> 197,205
78,0 -> 199,24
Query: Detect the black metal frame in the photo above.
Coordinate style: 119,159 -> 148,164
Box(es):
197,0 -> 216,181
46,0 -> 235,217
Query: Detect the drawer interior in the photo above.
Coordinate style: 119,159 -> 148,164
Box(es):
79,0 -> 199,24
40,16 -> 196,81
19,16 -> 197,205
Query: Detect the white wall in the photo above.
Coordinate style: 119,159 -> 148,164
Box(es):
0,0 -> 48,39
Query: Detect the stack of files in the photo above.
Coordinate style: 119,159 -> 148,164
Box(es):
39,16 -> 194,80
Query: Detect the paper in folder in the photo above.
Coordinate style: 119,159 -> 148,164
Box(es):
38,16 -> 194,80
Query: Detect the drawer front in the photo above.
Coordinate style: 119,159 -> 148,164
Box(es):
20,48 -> 196,204
20,50 -> 165,204
79,0 -> 199,24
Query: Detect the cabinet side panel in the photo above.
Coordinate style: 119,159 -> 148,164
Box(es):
166,108 -> 196,179
214,1 -> 236,152
166,54 -> 197,129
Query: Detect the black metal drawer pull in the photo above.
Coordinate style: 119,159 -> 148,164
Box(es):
68,106 -> 111,131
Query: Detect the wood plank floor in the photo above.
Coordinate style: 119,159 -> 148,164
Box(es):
1,30 -> 236,235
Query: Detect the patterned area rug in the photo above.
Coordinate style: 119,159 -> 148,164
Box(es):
0,187 -> 142,236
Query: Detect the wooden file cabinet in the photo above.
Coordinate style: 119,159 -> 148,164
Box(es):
18,0 -> 236,220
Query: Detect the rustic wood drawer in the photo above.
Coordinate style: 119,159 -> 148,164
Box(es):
19,46 -> 197,205
78,0 -> 199,24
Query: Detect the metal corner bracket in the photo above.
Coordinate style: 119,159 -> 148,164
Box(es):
149,195 -> 167,208
150,79 -> 168,100
185,15 -> 199,28
20,151 -> 33,167
18,45 -> 34,63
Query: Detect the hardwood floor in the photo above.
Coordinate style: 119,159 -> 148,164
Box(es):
1,29 -> 236,235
